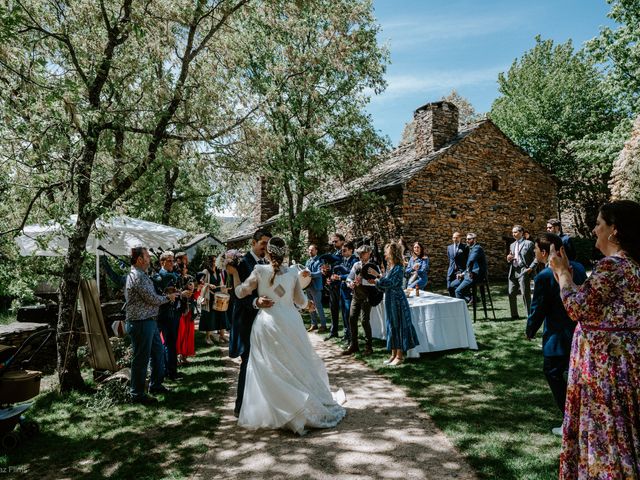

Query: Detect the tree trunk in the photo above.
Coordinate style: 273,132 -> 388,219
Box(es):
161,165 -> 179,224
56,214 -> 94,392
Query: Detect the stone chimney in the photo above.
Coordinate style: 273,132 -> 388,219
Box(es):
413,101 -> 459,158
255,176 -> 279,224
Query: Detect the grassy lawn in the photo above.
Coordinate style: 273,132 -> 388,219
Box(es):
0,311 -> 15,326
350,283 -> 562,480
0,335 -> 228,479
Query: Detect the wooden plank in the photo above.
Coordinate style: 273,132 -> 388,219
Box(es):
78,279 -> 117,371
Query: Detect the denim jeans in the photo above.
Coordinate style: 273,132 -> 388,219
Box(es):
126,318 -> 165,398
158,309 -> 180,377
307,287 -> 327,328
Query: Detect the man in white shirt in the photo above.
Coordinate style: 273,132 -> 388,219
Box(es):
342,245 -> 377,356
506,225 -> 535,319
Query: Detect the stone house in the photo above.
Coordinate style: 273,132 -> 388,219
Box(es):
321,100 -> 557,283
226,100 -> 558,283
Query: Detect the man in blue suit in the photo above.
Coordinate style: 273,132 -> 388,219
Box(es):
228,228 -> 272,417
447,232 -> 469,297
452,233 -> 487,303
305,243 -> 327,333
526,233 -> 586,435
332,241 -> 358,344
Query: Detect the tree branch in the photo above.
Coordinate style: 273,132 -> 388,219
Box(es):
0,182 -> 66,237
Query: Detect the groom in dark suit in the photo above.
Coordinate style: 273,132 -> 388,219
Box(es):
229,228 -> 272,417
447,232 -> 469,297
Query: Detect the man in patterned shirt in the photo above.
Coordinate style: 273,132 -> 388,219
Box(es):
125,247 -> 177,405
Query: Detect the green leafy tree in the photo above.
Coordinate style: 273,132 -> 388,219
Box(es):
490,37 -> 623,233
0,0 -> 254,391
235,0 -> 389,258
587,0 -> 640,114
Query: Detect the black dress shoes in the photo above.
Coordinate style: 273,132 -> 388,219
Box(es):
324,334 -> 338,341
131,395 -> 158,405
341,347 -> 359,356
149,385 -> 171,394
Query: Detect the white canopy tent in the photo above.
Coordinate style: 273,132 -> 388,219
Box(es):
16,215 -> 188,291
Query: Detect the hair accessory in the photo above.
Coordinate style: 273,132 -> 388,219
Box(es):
267,238 -> 287,257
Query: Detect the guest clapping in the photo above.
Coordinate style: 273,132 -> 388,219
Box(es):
549,200 -> 640,479
368,242 -> 419,366
406,242 -> 429,289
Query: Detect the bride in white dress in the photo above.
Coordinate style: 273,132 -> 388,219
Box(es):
226,237 -> 346,435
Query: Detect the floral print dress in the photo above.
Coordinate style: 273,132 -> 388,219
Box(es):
559,254 -> 640,479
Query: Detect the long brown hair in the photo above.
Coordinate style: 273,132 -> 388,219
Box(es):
412,241 -> 425,258
385,242 -> 404,267
267,237 -> 287,285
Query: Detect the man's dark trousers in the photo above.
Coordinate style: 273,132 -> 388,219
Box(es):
158,307 -> 180,377
329,283 -> 341,336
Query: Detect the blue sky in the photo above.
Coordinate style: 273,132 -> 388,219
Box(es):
368,0 -> 615,146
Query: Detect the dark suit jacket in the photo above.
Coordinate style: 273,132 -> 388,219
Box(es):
466,244 -> 487,281
447,243 -> 468,285
526,261 -> 587,357
228,252 -> 259,358
559,233 -> 576,261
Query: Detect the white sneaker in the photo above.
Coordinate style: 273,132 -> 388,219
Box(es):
552,427 -> 563,436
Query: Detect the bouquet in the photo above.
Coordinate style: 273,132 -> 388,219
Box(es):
222,249 -> 243,267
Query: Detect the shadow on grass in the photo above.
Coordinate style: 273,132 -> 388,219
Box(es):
360,284 -> 562,480
1,335 -> 228,480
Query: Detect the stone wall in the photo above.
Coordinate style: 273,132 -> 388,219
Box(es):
255,177 -> 279,224
414,101 -> 459,158
331,188 -> 405,249
402,121 -> 557,283
610,115 -> 640,201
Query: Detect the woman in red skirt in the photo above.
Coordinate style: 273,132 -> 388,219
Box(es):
177,279 -> 197,364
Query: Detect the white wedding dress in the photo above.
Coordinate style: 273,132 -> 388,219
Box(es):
235,264 -> 346,435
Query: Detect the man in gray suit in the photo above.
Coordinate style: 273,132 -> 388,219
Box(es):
506,224 -> 535,319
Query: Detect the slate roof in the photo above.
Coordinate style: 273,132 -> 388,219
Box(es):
225,215 -> 278,244
177,232 -> 225,249
325,121 -> 484,206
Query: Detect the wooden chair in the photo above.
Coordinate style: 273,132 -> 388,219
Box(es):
471,276 -> 496,322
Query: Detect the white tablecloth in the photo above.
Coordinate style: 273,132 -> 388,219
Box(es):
370,291 -> 478,358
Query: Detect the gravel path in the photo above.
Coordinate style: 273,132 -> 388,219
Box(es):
191,333 -> 477,480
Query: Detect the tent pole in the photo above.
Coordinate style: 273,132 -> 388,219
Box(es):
95,246 -> 100,296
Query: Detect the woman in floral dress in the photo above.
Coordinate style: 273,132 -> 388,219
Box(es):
550,200 -> 640,479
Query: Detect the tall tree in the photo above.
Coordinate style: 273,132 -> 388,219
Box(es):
0,0 -> 254,391
490,37 -> 623,233
235,0 -> 389,258
586,0 -> 640,114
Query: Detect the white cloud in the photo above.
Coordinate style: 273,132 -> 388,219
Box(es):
379,13 -> 525,49
368,66 -> 505,104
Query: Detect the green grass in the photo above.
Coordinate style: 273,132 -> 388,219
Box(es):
0,311 -> 15,326
0,335 -> 228,479
353,283 -> 562,480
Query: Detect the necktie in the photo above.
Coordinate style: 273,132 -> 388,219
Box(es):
514,242 -> 520,266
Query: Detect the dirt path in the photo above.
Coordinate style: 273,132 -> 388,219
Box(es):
191,333 -> 477,480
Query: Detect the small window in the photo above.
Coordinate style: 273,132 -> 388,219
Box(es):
491,178 -> 499,192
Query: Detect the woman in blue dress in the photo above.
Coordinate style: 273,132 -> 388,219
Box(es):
368,242 -> 419,366
405,242 -> 430,289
